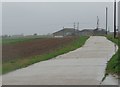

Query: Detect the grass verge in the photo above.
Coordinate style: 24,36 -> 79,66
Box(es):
3,36 -> 89,74
106,35 -> 120,74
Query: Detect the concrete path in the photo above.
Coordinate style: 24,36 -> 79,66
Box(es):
2,36 -> 118,85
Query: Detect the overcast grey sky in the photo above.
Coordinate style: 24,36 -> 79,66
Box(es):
2,2 -> 114,35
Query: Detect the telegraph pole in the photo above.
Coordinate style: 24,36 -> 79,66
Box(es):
106,7 -> 108,35
97,16 -> 99,29
77,22 -> 79,30
77,22 -> 79,36
74,22 -> 76,29
114,0 -> 116,38
73,22 -> 76,36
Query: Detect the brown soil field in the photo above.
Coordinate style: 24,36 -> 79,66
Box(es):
2,37 -> 75,62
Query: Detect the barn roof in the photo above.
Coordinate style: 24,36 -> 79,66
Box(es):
53,28 -> 78,34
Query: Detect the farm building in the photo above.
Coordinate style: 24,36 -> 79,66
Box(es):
53,28 -> 106,37
79,28 -> 106,36
53,28 -> 79,37
79,29 -> 94,36
93,28 -> 106,36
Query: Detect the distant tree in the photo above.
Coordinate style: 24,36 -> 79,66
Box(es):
34,33 -> 37,36
3,35 -> 8,38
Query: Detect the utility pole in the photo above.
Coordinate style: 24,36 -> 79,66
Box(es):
106,7 -> 108,35
74,22 -> 76,36
77,22 -> 79,36
97,16 -> 99,29
114,0 -> 116,38
74,22 -> 76,29
77,22 -> 79,30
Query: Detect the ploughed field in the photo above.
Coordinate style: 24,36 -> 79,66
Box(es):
2,37 -> 75,62
2,36 -> 89,74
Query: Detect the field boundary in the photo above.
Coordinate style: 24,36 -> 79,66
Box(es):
2,36 -> 89,74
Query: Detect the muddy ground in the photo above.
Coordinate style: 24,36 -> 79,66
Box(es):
2,37 -> 75,62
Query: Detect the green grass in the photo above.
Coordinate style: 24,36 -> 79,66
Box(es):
106,35 -> 120,74
2,36 -> 89,74
0,37 -> 1,44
